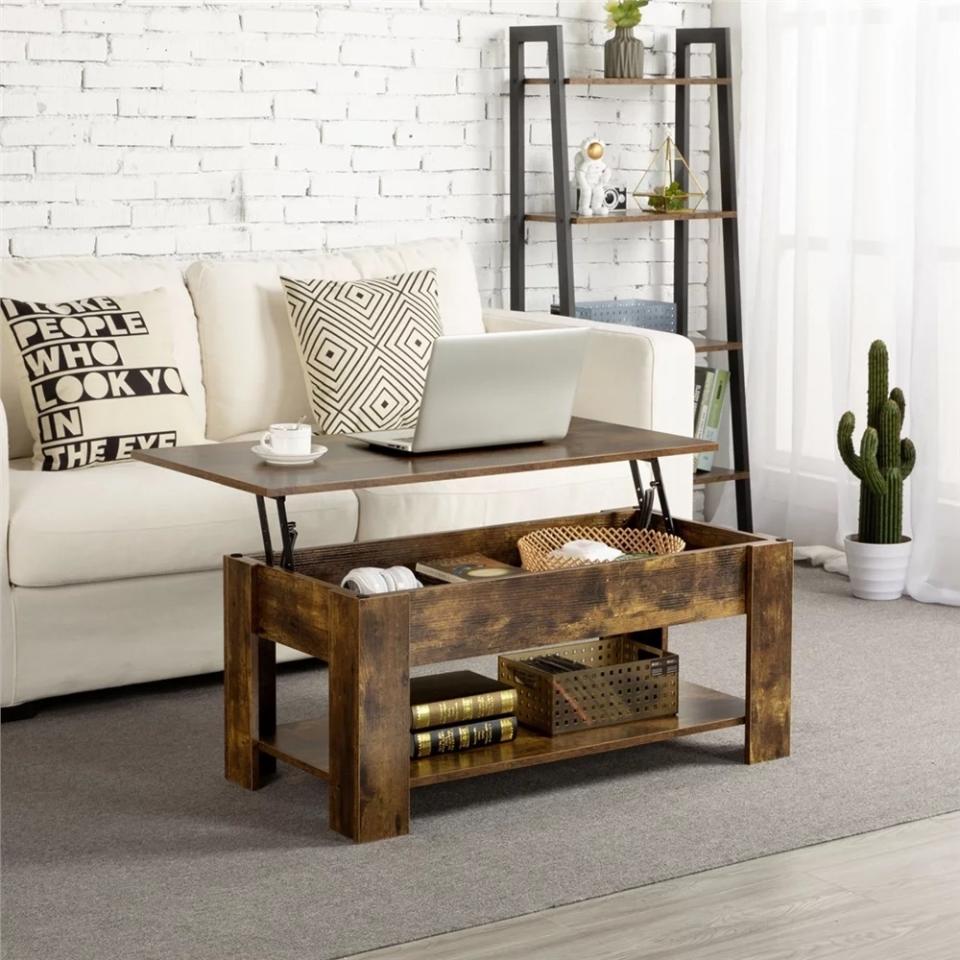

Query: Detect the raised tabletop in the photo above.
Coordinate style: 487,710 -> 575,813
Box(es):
133,417 -> 716,499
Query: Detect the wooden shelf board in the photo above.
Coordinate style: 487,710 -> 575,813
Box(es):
259,719 -> 329,780
690,339 -> 742,353
694,467 -> 751,486
526,210 -> 736,225
525,77 -> 731,87
258,682 -> 745,789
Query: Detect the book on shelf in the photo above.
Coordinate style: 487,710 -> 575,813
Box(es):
693,366 -> 716,448
410,670 -> 518,730
692,374 -> 704,427
696,369 -> 730,472
415,553 -> 525,584
410,716 -> 518,759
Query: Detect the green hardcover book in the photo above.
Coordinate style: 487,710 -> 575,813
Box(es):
409,670 -> 518,730
696,369 -> 730,472
693,366 -> 716,447
410,716 -> 518,759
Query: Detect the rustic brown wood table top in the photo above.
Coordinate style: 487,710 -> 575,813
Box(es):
133,417 -> 716,498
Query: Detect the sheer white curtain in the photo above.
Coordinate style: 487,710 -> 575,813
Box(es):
733,0 -> 960,604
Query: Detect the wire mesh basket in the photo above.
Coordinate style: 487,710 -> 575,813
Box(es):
498,638 -> 679,735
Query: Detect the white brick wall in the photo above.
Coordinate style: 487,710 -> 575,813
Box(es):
0,0 -> 712,315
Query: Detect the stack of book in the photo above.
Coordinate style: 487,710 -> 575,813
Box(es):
693,364 -> 731,473
409,671 -> 519,760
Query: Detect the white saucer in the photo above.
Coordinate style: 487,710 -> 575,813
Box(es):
251,443 -> 327,466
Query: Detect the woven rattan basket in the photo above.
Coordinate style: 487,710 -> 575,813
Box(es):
517,525 -> 685,572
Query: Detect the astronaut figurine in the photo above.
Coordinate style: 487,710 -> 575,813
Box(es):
575,137 -> 611,216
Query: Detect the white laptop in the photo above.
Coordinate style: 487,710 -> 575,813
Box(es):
350,328 -> 588,454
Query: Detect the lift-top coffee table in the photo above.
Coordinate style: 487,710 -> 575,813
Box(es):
136,418 -> 792,843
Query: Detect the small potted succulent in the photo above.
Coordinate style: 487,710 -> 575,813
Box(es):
604,0 -> 648,79
646,180 -> 688,212
837,340 -> 916,599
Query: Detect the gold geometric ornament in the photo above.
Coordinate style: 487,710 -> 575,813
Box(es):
632,136 -> 706,213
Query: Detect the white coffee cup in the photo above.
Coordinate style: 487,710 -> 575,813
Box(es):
261,422 -> 312,455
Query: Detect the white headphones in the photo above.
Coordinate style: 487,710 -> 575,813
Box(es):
341,566 -> 422,595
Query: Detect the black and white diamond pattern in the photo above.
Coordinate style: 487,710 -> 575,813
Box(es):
281,269 -> 443,434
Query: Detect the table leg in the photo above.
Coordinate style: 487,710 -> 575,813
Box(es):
744,540 -> 793,764
224,555 -> 277,789
328,592 -> 411,842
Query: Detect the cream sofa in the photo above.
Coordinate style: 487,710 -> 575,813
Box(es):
0,238 -> 694,708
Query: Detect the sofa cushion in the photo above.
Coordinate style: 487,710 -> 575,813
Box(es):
355,462 -> 637,541
185,238 -> 485,441
0,258 -> 205,461
281,269 -> 443,434
2,287 -> 205,470
8,453 -> 358,587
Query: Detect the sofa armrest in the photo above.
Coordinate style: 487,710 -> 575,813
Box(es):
482,308 -> 695,518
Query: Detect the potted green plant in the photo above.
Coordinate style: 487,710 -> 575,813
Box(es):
604,0 -> 648,79
837,340 -> 916,599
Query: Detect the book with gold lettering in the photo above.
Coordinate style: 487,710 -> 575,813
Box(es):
410,670 -> 518,731
410,716 -> 518,759
415,553 -> 525,583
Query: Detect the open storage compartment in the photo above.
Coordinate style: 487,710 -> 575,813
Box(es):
287,506 -> 763,594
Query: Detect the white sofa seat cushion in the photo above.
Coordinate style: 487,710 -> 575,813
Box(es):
0,258 -> 206,461
8,455 -> 358,588
185,238 -> 485,442
355,462 -> 637,541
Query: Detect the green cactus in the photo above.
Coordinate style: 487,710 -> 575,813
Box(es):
837,340 -> 916,544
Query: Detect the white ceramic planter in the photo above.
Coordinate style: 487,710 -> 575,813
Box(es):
844,535 -> 911,600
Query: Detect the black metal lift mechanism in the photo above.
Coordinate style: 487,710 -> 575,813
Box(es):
253,458 -> 676,573
256,495 -> 297,571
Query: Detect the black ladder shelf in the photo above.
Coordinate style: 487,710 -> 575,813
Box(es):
508,25 -> 752,532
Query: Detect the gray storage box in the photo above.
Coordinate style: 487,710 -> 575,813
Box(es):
551,298 -> 678,333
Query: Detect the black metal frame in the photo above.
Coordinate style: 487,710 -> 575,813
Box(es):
630,458 -> 676,536
509,25 -> 574,315
508,25 -> 753,532
256,495 -> 297,571
676,28 -> 752,531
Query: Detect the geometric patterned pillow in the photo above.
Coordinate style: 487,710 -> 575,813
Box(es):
0,287 -> 203,470
281,268 -> 443,435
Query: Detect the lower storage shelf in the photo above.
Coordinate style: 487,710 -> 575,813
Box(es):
257,681 -> 745,789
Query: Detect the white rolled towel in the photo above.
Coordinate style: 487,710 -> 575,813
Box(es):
548,538 -> 623,563
341,566 -> 422,595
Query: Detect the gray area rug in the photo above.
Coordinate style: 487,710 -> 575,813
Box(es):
2,566 -> 959,960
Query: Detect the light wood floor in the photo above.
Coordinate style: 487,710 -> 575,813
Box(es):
348,811 -> 960,960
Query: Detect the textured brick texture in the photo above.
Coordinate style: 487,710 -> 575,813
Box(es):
0,0 -> 712,315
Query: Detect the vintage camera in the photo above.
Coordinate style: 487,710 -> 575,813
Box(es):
602,186 -> 628,211
573,187 -> 627,210
574,184 -> 628,211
